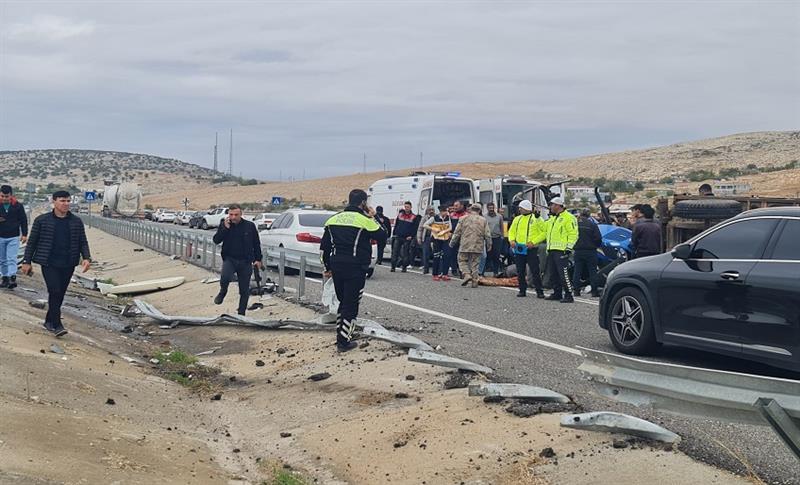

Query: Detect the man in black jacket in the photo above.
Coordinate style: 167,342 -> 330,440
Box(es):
212,204 -> 263,315
374,206 -> 392,265
572,209 -> 602,297
631,205 -> 662,259
0,185 -> 28,289
321,189 -> 387,352
21,191 -> 91,337
391,201 -> 420,272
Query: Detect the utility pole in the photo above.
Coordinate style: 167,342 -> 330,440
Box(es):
228,129 -> 233,176
363,153 -> 367,174
279,169 -> 282,182
213,132 -> 218,172
420,151 -> 423,169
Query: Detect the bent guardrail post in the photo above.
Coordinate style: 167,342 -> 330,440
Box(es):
755,398 -> 800,459
278,249 -> 286,293
299,256 -> 307,299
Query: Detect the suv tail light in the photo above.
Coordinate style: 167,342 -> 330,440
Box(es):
296,232 -> 322,243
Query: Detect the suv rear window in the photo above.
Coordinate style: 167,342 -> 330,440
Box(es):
299,214 -> 332,227
691,218 -> 777,260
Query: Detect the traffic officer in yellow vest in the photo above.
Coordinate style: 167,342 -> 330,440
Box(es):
507,200 -> 546,298
321,189 -> 387,352
544,196 -> 579,303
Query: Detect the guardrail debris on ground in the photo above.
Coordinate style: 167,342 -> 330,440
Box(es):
81,216 -> 320,298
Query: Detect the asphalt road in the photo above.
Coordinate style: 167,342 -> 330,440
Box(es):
272,262 -> 799,483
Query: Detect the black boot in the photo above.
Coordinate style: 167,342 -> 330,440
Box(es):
560,293 -> 575,303
516,291 -> 526,297
591,290 -> 601,297
545,293 -> 562,301
0,276 -> 8,288
337,341 -> 358,353
213,292 -> 226,305
536,290 -> 545,299
7,275 -> 16,290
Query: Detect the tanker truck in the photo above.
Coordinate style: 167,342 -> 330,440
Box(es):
101,182 -> 142,217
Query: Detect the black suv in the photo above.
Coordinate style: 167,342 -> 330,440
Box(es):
600,207 -> 800,371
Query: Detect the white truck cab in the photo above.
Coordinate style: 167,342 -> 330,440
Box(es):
475,176 -> 567,221
367,172 -> 477,220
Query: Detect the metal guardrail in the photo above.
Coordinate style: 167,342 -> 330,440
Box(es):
81,216 -> 321,298
577,347 -> 800,460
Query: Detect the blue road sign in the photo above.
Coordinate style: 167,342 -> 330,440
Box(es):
85,191 -> 97,202
271,196 -> 284,206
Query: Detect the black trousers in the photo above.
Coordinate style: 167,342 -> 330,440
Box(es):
41,265 -> 75,326
572,249 -> 599,294
486,237 -> 503,274
391,237 -> 413,269
219,258 -> 253,314
376,240 -> 387,264
546,250 -> 574,297
331,263 -> 367,345
514,250 -> 542,294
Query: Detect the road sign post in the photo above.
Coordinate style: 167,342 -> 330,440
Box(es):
85,191 -> 97,225
271,196 -> 284,206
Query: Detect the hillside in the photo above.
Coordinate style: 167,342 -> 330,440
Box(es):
0,149 -> 225,196
143,130 -> 800,209
4,131 -> 799,210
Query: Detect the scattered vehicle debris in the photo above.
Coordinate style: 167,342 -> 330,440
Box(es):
468,383 -> 570,403
29,300 -> 47,310
506,401 -> 576,418
308,372 -> 331,382
98,276 -> 186,296
407,348 -> 493,374
195,347 -> 222,356
443,372 -> 472,389
560,411 -> 681,444
247,303 -> 264,311
201,276 -> 221,284
359,321 -> 434,351
72,273 -> 98,290
134,300 -> 337,330
49,344 -> 65,355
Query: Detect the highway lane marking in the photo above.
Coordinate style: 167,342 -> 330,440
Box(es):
304,276 -> 582,356
374,264 -> 600,306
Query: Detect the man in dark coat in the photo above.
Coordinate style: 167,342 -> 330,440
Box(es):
572,209 -> 602,297
631,205 -> 662,259
0,185 -> 28,289
212,204 -> 263,315
21,191 -> 91,337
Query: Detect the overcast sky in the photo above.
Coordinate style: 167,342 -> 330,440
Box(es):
1,1 -> 798,180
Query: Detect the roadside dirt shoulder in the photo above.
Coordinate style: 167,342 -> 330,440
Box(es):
0,228 -> 756,484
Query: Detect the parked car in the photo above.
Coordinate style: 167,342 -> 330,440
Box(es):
201,207 -> 229,230
143,209 -> 154,221
599,207 -> 800,372
253,212 -> 281,230
188,211 -> 207,229
261,209 -> 377,277
155,210 -> 177,223
174,211 -> 193,225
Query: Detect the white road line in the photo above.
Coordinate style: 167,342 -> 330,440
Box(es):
304,276 -> 582,356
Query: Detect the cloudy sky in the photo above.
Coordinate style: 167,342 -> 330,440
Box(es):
1,1 -> 798,180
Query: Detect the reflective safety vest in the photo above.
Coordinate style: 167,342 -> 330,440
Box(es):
545,210 -> 578,251
508,214 -> 546,246
321,207 -> 386,268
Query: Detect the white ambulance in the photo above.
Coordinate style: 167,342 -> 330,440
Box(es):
367,172 -> 478,220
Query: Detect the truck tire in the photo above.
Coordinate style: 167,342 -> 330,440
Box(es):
672,199 -> 742,220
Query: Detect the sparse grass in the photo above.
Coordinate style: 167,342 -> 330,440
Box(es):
262,468 -> 309,485
99,277 -> 116,285
150,347 -> 218,391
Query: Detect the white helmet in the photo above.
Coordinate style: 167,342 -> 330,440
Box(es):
518,200 -> 533,211
550,196 -> 565,206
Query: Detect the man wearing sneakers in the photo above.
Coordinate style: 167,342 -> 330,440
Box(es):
424,205 -> 453,281
321,189 -> 387,352
507,200 -> 546,298
20,191 -> 91,337
544,197 -> 578,303
391,201 -> 420,273
212,204 -> 263,316
0,185 -> 28,290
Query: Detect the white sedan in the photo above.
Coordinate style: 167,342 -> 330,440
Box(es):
260,209 -> 377,277
156,211 -> 177,223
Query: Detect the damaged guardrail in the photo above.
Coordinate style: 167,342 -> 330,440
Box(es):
577,346 -> 800,460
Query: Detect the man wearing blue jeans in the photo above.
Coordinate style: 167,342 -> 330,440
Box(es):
0,185 -> 28,290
